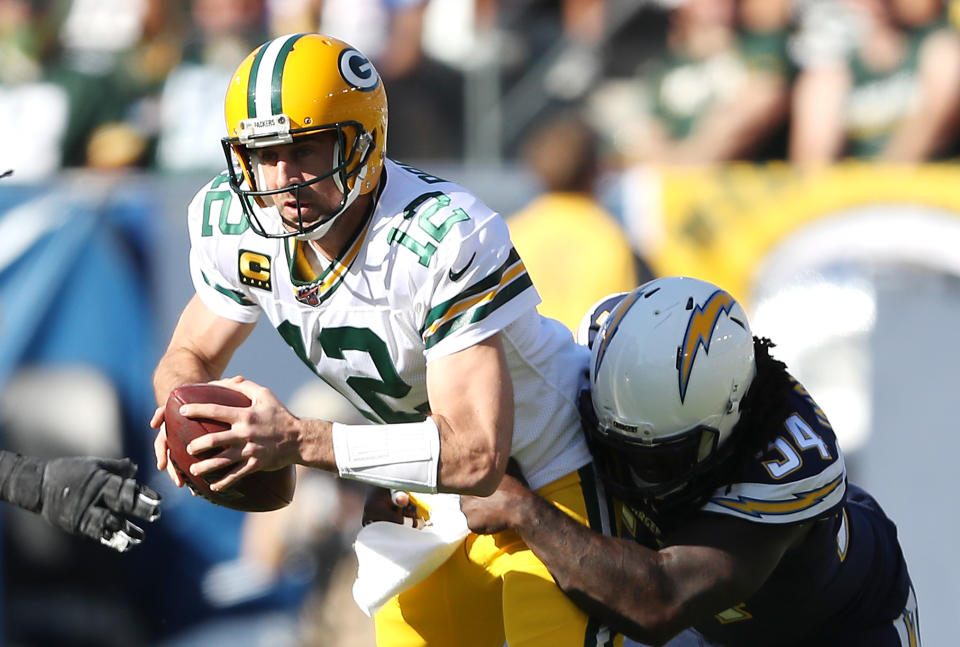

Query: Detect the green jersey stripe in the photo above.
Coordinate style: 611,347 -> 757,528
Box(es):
201,270 -> 255,306
421,267 -> 503,331
421,248 -> 522,333
284,237 -> 344,288
284,210 -> 371,306
423,269 -> 533,349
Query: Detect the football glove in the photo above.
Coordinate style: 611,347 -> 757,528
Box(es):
0,453 -> 161,552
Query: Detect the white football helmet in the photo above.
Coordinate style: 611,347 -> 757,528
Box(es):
587,276 -> 757,502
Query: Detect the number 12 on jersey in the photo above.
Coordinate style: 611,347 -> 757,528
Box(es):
388,192 -> 469,266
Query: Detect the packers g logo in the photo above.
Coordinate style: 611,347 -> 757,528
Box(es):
338,48 -> 379,91
238,250 -> 271,290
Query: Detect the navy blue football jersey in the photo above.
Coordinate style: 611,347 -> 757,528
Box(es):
578,293 -> 918,647
690,388 -> 912,646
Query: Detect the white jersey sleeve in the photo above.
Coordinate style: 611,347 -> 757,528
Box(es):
372,161 -> 592,488
186,173 -> 261,324
409,184 -> 541,363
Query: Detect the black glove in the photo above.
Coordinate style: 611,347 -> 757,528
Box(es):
40,456 -> 162,552
0,452 -> 161,552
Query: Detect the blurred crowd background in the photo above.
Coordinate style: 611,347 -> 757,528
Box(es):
3,0 -> 960,174
1,0 -> 959,645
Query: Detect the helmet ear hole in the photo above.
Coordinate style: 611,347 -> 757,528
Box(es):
334,125 -> 365,193
358,130 -> 373,153
337,126 -> 375,194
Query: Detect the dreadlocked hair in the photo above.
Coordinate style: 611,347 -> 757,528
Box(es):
662,337 -> 797,519
730,337 -> 796,451
709,337 -> 798,487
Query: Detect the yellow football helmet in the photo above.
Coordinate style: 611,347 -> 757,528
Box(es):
221,33 -> 388,239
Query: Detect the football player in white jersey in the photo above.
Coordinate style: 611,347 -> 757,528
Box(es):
460,277 -> 920,647
149,33 -> 608,647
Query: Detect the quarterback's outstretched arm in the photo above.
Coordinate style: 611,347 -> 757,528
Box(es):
180,334 -> 514,497
151,294 -> 256,484
153,295 -> 256,403
461,475 -> 810,646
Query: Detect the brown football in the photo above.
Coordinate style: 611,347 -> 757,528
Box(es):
164,383 -> 296,512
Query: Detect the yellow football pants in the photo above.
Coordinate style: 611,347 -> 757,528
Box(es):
374,466 -> 620,647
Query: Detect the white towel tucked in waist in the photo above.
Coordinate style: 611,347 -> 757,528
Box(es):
352,492 -> 470,617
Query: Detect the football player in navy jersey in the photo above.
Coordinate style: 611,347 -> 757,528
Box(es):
459,276 -> 920,647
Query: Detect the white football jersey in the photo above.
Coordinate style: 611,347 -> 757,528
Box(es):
187,159 -> 591,489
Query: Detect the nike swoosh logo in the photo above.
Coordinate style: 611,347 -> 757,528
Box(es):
448,252 -> 476,281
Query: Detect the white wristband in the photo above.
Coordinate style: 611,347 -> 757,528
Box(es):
332,418 -> 441,493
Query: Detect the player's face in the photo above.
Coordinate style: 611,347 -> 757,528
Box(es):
253,133 -> 343,232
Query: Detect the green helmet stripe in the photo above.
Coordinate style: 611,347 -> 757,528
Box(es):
247,34 -> 307,119
246,43 -> 270,118
271,33 -> 307,116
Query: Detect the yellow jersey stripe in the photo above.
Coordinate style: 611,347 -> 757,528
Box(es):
709,473 -> 844,517
422,260 -> 526,338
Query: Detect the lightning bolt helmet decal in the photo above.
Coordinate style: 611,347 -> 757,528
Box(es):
677,289 -> 737,403
593,287 -> 647,377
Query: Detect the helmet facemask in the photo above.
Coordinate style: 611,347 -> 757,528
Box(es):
586,277 -> 758,511
586,417 -> 728,508
222,34 -> 388,239
221,117 -> 374,240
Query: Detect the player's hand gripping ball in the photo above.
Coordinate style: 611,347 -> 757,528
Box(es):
164,384 -> 296,512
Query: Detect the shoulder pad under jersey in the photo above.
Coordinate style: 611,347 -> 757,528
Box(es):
702,380 -> 847,524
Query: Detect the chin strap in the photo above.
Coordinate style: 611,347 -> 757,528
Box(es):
295,172 -> 368,241
296,212 -> 340,241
